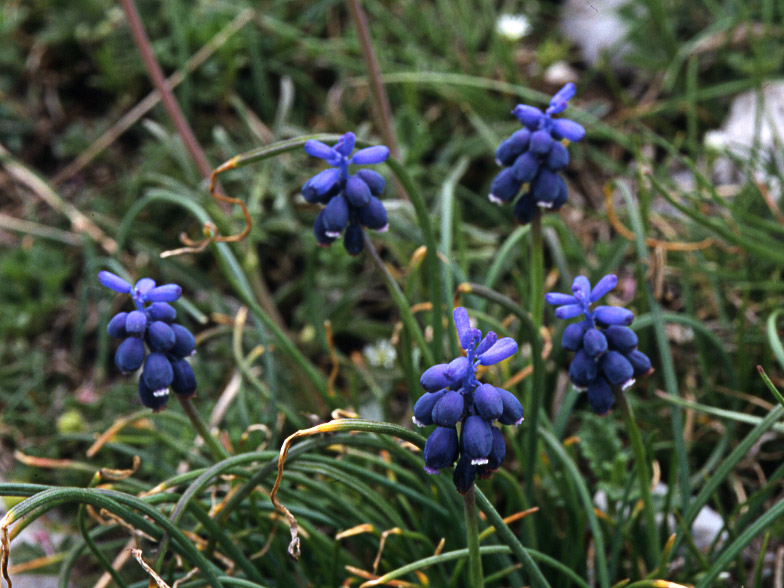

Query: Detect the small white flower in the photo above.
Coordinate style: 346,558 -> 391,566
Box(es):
363,339 -> 397,369
496,14 -> 531,41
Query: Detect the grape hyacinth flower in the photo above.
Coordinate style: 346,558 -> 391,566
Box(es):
546,274 -> 653,415
414,307 -> 523,494
489,83 -> 585,224
302,132 -> 390,255
99,271 -> 197,411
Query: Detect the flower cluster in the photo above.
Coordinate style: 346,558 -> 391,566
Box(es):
489,83 -> 585,224
302,132 -> 390,255
413,308 -> 523,494
99,271 -> 197,411
545,275 -> 652,415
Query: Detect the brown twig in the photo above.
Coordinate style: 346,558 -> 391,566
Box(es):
53,8 -> 255,185
324,320 -> 340,399
0,142 -> 117,254
345,0 -> 408,200
345,0 -> 399,160
603,184 -> 713,252
118,0 -> 212,181
160,157 -> 252,258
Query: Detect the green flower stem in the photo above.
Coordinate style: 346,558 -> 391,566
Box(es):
529,215 -> 545,327
525,214 -> 545,507
474,488 -> 552,588
616,388 -> 659,569
364,234 -> 435,367
385,157 -> 445,363
463,485 -> 484,588
176,395 -> 231,462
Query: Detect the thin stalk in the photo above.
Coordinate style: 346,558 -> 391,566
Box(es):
616,388 -> 659,569
525,214 -> 545,506
176,395 -> 231,462
463,486 -> 484,588
364,234 -> 434,367
529,215 -> 544,326
117,0 -> 212,181
345,0 -> 400,161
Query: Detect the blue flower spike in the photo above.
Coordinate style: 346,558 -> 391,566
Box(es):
546,274 -> 653,415
414,306 -> 522,493
489,83 -> 585,224
99,270 -> 198,410
303,132 -> 391,255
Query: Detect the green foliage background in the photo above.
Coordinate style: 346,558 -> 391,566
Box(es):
2,0 -> 784,586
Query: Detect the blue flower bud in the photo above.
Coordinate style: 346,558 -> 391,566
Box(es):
322,195 -> 349,238
512,151 -> 540,183
572,276 -> 591,300
495,128 -> 530,166
590,274 -> 617,302
483,426 -> 506,471
445,356 -> 470,384
138,377 -> 168,411
142,352 -> 174,394
356,169 -> 385,195
552,119 -> 586,142
424,426 -> 459,474
313,209 -> 338,247
586,376 -> 613,415
107,312 -> 128,338
125,310 -> 147,336
475,331 -> 497,356
531,169 -> 565,208
352,145 -> 390,165
99,271 -> 132,293
345,176 -> 372,207
433,390 -> 465,426
170,324 -> 196,358
513,194 -> 538,224
357,196 -> 388,231
569,349 -> 598,389
604,325 -> 638,354
594,306 -> 634,326
546,142 -> 570,170
545,292 -> 576,306
147,321 -> 176,352
530,129 -> 553,155
302,169 -> 341,204
413,389 -> 446,427
171,358 -> 197,397
583,328 -> 608,357
453,307 -> 473,350
146,284 -> 182,303
600,350 -> 634,388
489,167 -> 522,204
304,139 -> 337,161
478,337 -> 517,366
453,454 -> 477,495
550,177 -> 569,210
343,223 -> 364,256
626,349 -> 652,377
555,304 -> 583,320
461,416 -> 493,465
115,337 -> 145,373
551,83 -> 577,107
420,363 -> 451,392
473,383 -> 502,420
147,302 -> 177,322
134,278 -> 156,298
497,388 -> 524,425
512,104 -> 544,128
562,321 -> 588,350
335,132 -> 356,156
